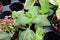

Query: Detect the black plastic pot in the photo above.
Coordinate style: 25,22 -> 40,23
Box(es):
9,2 -> 24,11
44,32 -> 60,40
0,0 -> 11,6
18,0 -> 26,3
49,15 -> 60,32
2,11 -> 12,16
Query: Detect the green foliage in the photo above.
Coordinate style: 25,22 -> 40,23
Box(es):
33,15 -> 50,27
26,6 -> 40,18
19,28 -> 35,40
46,9 -> 54,16
35,28 -> 45,40
14,14 -> 32,27
39,0 -> 51,14
0,31 -> 11,40
24,0 -> 35,9
12,10 -> 24,19
11,0 -> 55,40
0,0 -> 57,40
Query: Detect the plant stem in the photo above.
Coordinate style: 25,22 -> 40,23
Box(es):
28,23 -> 32,29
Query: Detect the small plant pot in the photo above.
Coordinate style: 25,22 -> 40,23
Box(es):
50,15 -> 60,32
44,32 -> 60,40
2,11 -> 12,16
0,0 -> 11,6
9,2 -> 24,11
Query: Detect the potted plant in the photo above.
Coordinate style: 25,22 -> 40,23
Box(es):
0,15 -> 15,40
12,0 -> 56,40
0,0 -> 59,40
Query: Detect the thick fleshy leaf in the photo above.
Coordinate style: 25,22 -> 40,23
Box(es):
49,0 -> 57,5
33,15 -> 50,27
46,9 -> 54,16
12,11 -> 17,19
19,28 -> 35,40
14,19 -> 20,26
24,0 -> 34,9
35,24 -> 41,29
26,6 -> 40,18
12,11 -> 24,19
36,28 -> 45,36
36,28 -> 45,40
29,6 -> 40,14
16,14 -> 31,25
39,0 -> 50,14
56,9 -> 60,19
0,31 -> 10,39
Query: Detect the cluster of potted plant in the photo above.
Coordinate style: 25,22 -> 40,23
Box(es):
0,0 -> 60,40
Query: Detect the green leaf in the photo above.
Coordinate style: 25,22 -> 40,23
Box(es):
26,6 -> 40,18
29,6 -> 40,14
39,0 -> 50,14
35,24 -> 41,29
14,20 -> 20,26
12,11 -> 24,19
49,0 -> 57,5
2,37 -> 11,40
9,32 -> 14,37
36,28 -> 45,36
24,0 -> 34,9
19,28 -> 35,40
12,11 -> 17,19
16,14 -> 31,25
47,9 -> 54,16
33,15 -> 50,27
36,28 -> 45,40
0,31 -> 10,39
